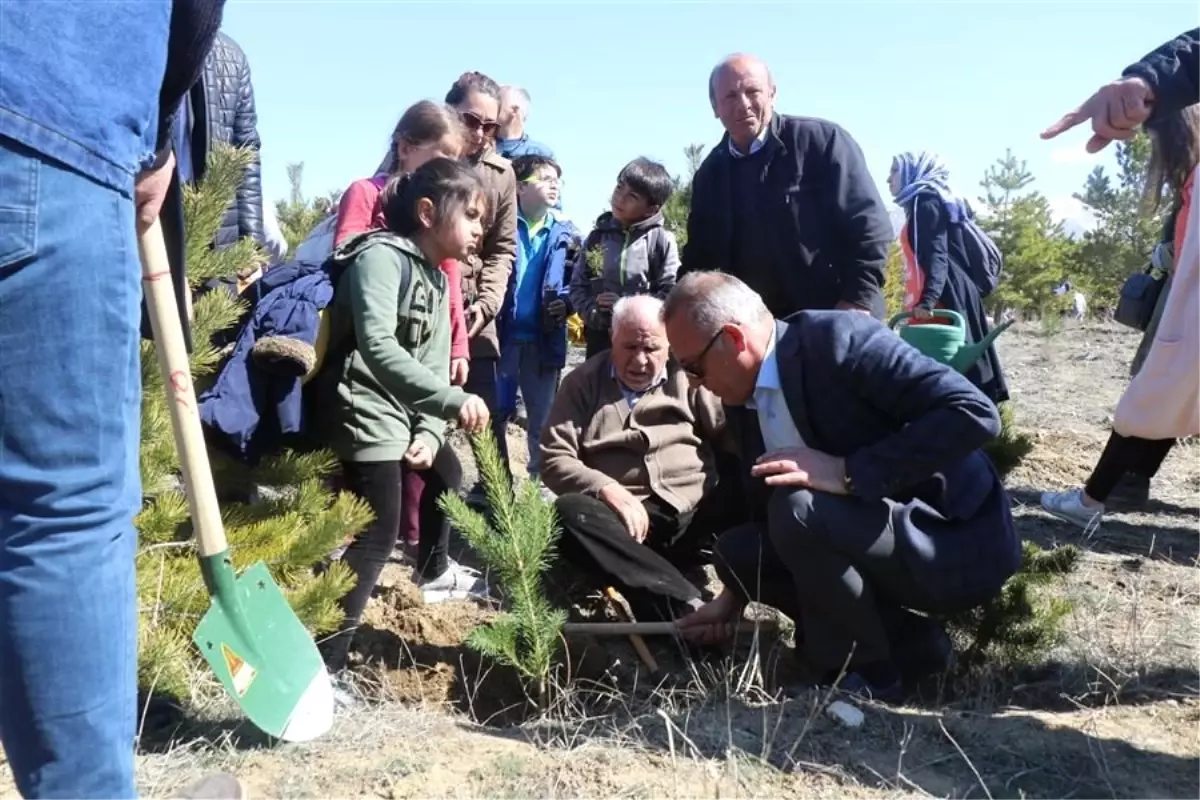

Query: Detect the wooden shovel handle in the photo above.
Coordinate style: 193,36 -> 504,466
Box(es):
138,218 -> 228,557
562,620 -> 778,637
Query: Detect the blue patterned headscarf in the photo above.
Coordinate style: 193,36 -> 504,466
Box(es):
890,151 -> 972,224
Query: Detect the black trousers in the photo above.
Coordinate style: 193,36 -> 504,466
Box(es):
555,479 -> 745,621
404,444 -> 461,580
323,455 -> 455,671
714,488 -> 957,675
1084,431 -> 1174,502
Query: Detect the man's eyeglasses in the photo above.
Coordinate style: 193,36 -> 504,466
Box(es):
678,329 -> 724,380
459,110 -> 499,137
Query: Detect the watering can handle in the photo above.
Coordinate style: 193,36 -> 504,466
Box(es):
887,309 -> 967,330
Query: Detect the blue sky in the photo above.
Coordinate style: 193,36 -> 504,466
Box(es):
225,0 -> 1196,233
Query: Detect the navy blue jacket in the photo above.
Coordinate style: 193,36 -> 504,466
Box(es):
496,216 -> 581,369
681,113 -> 893,318
1124,28 -> 1198,123
198,259 -> 334,462
727,311 -> 1019,604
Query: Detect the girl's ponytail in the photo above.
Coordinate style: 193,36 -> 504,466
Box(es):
380,158 -> 484,237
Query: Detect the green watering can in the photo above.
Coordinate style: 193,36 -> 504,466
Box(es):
888,309 -> 1014,373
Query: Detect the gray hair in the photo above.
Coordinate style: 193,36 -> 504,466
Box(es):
501,85 -> 532,117
708,53 -> 774,107
662,271 -> 772,337
611,294 -> 665,334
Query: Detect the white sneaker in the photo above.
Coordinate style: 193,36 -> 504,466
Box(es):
1041,488 -> 1104,531
417,559 -> 491,604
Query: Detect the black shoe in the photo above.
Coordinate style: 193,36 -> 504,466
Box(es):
1106,473 -> 1151,511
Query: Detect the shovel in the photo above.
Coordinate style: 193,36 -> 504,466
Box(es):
138,218 -> 334,742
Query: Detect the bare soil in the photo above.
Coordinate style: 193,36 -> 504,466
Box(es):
2,321 -> 1195,799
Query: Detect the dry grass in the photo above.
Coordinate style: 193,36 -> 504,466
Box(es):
1,322 -> 1194,800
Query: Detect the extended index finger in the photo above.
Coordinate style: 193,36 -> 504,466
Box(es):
1040,105 -> 1088,141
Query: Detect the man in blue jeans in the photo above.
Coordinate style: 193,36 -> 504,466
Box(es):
0,2 -> 224,796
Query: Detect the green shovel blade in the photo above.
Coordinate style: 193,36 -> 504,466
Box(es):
193,554 -> 334,742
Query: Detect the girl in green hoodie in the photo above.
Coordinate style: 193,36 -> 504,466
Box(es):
317,158 -> 492,671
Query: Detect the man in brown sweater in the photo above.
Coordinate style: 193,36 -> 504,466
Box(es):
540,295 -> 743,621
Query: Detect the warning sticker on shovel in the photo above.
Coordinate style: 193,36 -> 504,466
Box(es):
221,642 -> 258,697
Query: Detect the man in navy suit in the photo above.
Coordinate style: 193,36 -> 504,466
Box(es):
663,271 -> 1020,699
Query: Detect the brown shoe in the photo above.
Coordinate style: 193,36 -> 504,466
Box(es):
176,773 -> 246,799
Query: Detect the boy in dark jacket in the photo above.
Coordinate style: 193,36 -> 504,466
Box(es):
495,155 -> 581,479
568,157 -> 680,358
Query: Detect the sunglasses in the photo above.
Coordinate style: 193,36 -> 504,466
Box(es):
459,110 -> 499,137
678,329 -> 724,380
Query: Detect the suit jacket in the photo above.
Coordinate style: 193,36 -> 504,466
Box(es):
727,311 -> 1020,603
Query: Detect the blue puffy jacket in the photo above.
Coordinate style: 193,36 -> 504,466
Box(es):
198,259 -> 336,463
496,217 -> 581,370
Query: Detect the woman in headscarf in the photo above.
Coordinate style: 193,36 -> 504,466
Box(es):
888,151 -> 1010,405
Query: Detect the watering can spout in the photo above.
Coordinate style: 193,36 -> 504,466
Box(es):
950,317 -> 1014,372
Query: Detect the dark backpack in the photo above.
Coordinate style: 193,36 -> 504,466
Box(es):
956,213 -> 1003,298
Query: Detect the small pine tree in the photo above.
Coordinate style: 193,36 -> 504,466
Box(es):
274,162 -> 339,258
137,144 -> 371,702
947,541 -> 1080,671
983,402 -> 1035,480
437,429 -> 566,699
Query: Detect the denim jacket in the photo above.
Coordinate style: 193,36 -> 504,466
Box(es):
0,1 -> 224,195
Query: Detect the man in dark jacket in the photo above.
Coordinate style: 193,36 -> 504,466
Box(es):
1042,27 -> 1198,152
680,54 -> 894,320
175,30 -> 265,248
664,272 -> 1019,701
0,3 -> 226,796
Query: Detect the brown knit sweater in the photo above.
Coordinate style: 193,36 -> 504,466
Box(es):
539,354 -> 726,512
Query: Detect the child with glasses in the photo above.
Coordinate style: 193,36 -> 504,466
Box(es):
569,157 -> 680,358
494,155 -> 581,482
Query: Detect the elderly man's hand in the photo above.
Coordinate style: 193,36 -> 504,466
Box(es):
751,447 -> 848,494
1041,76 -> 1155,153
599,483 -> 650,542
676,589 -> 745,645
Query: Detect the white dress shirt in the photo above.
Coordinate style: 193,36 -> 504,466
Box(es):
744,325 -> 805,453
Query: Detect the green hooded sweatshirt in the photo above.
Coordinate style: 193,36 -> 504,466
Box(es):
316,230 -> 469,462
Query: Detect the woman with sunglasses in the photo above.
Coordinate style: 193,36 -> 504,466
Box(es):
442,71 -> 519,498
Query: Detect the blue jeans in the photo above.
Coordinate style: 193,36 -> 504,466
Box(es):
496,341 -> 560,476
0,138 -> 140,798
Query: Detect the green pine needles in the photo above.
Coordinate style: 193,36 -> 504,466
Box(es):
948,541 -> 1081,672
137,143 -> 371,702
438,429 -> 566,697
983,402 -> 1036,480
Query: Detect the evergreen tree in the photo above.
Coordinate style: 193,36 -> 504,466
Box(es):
881,241 -> 906,319
1072,133 -> 1161,308
978,150 -> 1078,314
661,143 -> 706,247
438,430 -> 565,700
274,162 -> 340,258
137,144 -> 371,702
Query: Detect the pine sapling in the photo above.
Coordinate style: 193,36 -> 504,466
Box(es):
438,429 -> 566,701
983,402 -> 1035,479
947,541 -> 1081,672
